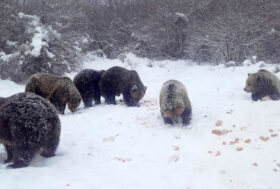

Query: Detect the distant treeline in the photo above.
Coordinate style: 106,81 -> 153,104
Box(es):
0,0 -> 280,81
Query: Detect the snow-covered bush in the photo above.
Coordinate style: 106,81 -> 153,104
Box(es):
0,12 -> 80,83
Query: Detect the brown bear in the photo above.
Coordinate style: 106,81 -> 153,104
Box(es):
160,80 -> 192,125
0,97 -> 5,106
25,72 -> 81,114
73,69 -> 105,107
0,92 -> 61,168
99,66 -> 147,106
244,69 -> 280,101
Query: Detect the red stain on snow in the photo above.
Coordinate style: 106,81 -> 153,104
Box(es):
216,151 -> 221,156
212,130 -> 223,136
244,139 -> 251,143
259,136 -> 269,142
236,147 -> 243,151
230,138 -> 239,145
253,163 -> 258,167
271,134 -> 278,137
215,120 -> 223,126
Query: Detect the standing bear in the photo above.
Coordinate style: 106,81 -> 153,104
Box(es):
0,92 -> 61,168
73,69 -> 105,107
160,80 -> 192,125
99,66 -> 147,106
244,69 -> 280,101
25,72 -> 82,114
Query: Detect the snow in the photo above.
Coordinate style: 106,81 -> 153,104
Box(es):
19,12 -> 50,57
0,52 -> 20,62
1,54 -> 280,188
28,26 -> 49,57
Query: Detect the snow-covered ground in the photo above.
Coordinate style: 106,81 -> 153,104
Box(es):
1,54 -> 280,189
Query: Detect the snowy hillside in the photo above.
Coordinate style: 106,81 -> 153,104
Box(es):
0,54 -> 280,189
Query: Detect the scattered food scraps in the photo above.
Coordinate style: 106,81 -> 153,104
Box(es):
114,157 -> 132,162
212,129 -> 232,136
103,136 -> 115,142
253,163 -> 258,167
259,136 -> 269,142
168,155 -> 179,163
240,127 -> 246,131
216,151 -> 221,156
173,146 -> 179,151
215,120 -> 223,126
236,147 -> 243,151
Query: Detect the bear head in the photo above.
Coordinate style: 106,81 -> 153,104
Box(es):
162,101 -> 185,123
67,87 -> 82,112
129,84 -> 147,106
244,73 -> 262,93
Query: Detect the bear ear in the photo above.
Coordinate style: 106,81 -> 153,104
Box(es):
144,86 -> 147,91
131,85 -> 138,91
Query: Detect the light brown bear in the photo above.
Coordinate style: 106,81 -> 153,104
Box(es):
244,69 -> 280,101
160,80 -> 192,125
25,73 -> 81,114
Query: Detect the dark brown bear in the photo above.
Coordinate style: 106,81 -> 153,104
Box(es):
99,66 -> 147,106
25,72 -> 81,114
244,69 -> 280,101
0,97 -> 5,106
0,92 -> 61,168
73,69 -> 105,107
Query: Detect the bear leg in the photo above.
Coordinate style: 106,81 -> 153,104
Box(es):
123,93 -> 135,107
104,95 -> 116,104
8,143 -> 39,168
182,108 -> 191,126
269,93 -> 280,100
164,117 -> 173,125
93,89 -> 101,105
4,144 -> 13,164
252,92 -> 266,101
83,97 -> 93,107
50,97 -> 66,114
41,136 -> 59,157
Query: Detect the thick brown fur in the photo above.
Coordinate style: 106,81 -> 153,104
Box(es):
244,69 -> 280,101
0,92 -> 61,168
160,80 -> 192,125
25,72 -> 81,114
99,66 -> 147,106
0,97 -> 5,107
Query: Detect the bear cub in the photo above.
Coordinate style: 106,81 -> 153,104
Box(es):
25,72 -> 81,114
0,92 -> 61,168
73,69 -> 105,107
160,80 -> 192,125
99,66 -> 147,107
244,69 -> 280,101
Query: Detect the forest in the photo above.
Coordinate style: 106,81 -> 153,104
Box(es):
0,0 -> 280,82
